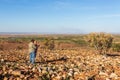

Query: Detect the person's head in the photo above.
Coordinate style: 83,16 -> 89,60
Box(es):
31,39 -> 35,43
34,40 -> 37,45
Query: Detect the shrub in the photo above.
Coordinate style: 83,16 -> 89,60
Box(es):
112,43 -> 120,52
16,46 -> 23,50
44,38 -> 55,50
84,32 -> 113,54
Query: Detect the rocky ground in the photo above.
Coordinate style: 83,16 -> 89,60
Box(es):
0,48 -> 120,80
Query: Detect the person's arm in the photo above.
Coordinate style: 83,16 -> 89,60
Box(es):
37,44 -> 40,48
32,43 -> 37,49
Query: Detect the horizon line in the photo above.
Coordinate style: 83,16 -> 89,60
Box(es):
0,32 -> 120,35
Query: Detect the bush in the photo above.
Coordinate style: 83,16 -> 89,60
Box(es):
44,38 -> 55,50
16,46 -> 23,50
112,43 -> 120,52
84,32 -> 113,54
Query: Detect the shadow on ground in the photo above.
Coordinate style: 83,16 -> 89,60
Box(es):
36,57 -> 68,64
2,57 -> 68,64
106,53 -> 120,57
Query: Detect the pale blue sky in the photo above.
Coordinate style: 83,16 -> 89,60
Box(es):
0,0 -> 120,34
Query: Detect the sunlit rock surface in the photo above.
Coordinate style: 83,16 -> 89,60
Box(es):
0,48 -> 120,80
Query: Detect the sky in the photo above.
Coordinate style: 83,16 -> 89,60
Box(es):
0,0 -> 120,34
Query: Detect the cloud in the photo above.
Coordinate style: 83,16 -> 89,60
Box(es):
54,0 -> 96,10
78,6 -> 97,10
88,14 -> 120,20
54,1 -> 70,9
104,14 -> 120,17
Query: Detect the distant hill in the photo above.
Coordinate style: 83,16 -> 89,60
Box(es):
0,32 -> 41,35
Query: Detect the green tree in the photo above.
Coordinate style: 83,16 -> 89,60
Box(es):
84,32 -> 113,54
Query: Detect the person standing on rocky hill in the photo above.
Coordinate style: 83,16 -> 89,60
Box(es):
28,39 -> 37,64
